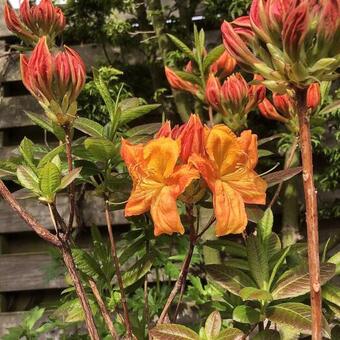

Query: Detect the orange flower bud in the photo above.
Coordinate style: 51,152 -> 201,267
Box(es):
155,121 -> 172,138
258,97 -> 290,123
21,37 -> 86,125
306,83 -> 321,111
205,74 -> 222,110
246,74 -> 266,112
4,0 -> 65,45
210,51 -> 237,75
165,66 -> 198,95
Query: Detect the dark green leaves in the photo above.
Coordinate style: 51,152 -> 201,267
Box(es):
233,305 -> 262,324
84,137 -> 119,163
150,324 -> 199,340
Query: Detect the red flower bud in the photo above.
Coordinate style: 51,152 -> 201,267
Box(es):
231,16 -> 255,44
165,66 -> 198,95
306,83 -> 321,111
221,73 -> 248,115
155,121 -> 172,138
20,37 -> 86,125
4,0 -> 65,45
210,51 -> 236,75
246,74 -> 266,112
176,114 -> 205,163
205,74 -> 222,110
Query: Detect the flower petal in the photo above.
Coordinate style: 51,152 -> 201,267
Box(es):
189,154 -> 218,190
150,186 -> 185,236
168,164 -> 200,195
238,130 -> 258,169
143,137 -> 180,180
222,167 -> 267,204
125,184 -> 155,217
213,180 -> 248,236
205,125 -> 241,176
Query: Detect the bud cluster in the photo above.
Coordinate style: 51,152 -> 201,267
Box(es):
221,0 -> 340,90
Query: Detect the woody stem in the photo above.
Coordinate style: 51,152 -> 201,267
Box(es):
104,198 -> 133,339
296,88 -> 321,340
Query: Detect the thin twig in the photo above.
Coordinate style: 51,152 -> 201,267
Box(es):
64,126 -> 76,235
104,199 -> 133,339
88,278 -> 118,339
268,136 -> 299,209
158,205 -> 196,324
296,87 -> 321,340
0,180 -> 61,247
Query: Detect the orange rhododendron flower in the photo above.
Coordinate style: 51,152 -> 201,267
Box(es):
121,137 -> 199,236
190,125 -> 267,236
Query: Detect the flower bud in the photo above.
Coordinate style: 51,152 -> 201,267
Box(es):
258,98 -> 289,123
221,73 -> 248,115
210,51 -> 237,75
205,74 -> 222,110
4,0 -> 65,46
306,83 -> 321,111
246,74 -> 266,112
184,60 -> 193,73
155,121 -> 172,138
176,114 -> 205,163
165,66 -> 198,95
21,37 -> 86,125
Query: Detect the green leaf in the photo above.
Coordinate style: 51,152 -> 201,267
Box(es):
119,97 -> 141,111
263,167 -> 302,187
271,262 -> 336,299
321,283 -> 340,306
203,44 -> 225,73
25,111 -> 53,133
246,235 -> 269,289
268,246 -> 291,290
318,100 -> 340,115
59,167 -> 82,190
119,104 -> 161,126
39,163 -> 61,201
74,117 -> 104,137
257,208 -> 273,255
150,324 -> 198,340
214,328 -> 244,340
19,137 -> 35,168
205,311 -> 221,339
246,207 -> 264,223
203,240 -> 247,258
167,34 -> 195,60
328,251 -> 340,274
72,248 -> 107,281
232,305 -> 261,324
119,235 -> 145,265
266,303 -> 331,338
17,165 -> 39,192
122,256 -> 153,288
24,307 -> 45,330
239,287 -> 273,302
253,330 -> 280,340
84,137 -> 119,162
125,123 -> 162,138
267,232 -> 282,259
2,326 -> 24,340
38,144 -> 65,169
258,149 -> 273,157
206,264 -> 256,296
173,70 -> 202,85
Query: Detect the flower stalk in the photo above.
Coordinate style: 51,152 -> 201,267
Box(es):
296,88 -> 322,340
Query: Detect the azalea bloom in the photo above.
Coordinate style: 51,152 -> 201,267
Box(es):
121,137 -> 199,236
210,51 -> 236,75
190,125 -> 267,236
221,0 -> 340,87
4,0 -> 65,45
20,37 -> 86,125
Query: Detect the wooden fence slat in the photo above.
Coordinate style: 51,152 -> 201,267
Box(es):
0,95 -> 41,129
0,253 -> 66,292
0,191 -> 128,233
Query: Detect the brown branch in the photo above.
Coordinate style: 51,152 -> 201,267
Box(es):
0,180 -> 61,247
88,278 -> 118,339
268,136 -> 299,209
104,199 -> 133,339
61,242 -> 100,340
296,87 -> 321,340
64,126 -> 76,234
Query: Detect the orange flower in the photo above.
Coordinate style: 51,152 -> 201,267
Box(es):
121,137 -> 199,236
190,125 -> 267,236
165,66 -> 198,95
